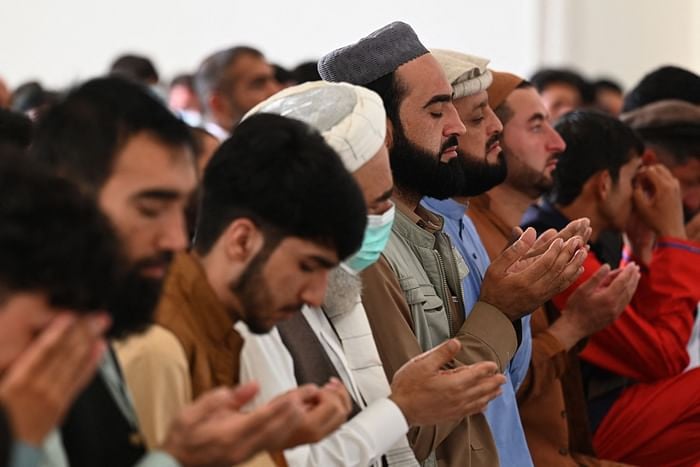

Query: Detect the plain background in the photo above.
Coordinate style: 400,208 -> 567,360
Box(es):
2,0 -> 699,90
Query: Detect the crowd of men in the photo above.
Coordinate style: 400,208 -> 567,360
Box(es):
0,20 -> 699,467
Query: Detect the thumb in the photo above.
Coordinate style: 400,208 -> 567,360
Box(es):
408,338 -> 460,373
574,263 -> 610,294
633,184 -> 652,214
189,386 -> 242,422
491,227 -> 536,275
227,381 -> 261,410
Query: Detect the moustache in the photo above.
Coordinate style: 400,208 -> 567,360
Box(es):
132,252 -> 174,273
440,136 -> 460,154
485,134 -> 500,151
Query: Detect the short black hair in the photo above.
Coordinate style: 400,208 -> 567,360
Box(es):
593,78 -> 623,95
10,81 -> 59,116
0,108 -> 32,149
636,127 -> 700,165
530,68 -> 593,105
292,61 -> 321,84
623,65 -> 700,112
0,152 -> 122,311
170,73 -> 195,89
365,71 -> 407,126
550,110 -> 644,206
194,113 -> 366,261
195,46 -> 264,114
30,76 -> 195,194
109,54 -> 159,84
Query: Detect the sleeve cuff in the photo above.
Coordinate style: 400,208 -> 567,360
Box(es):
457,301 -> 518,372
352,398 -> 410,455
10,441 -> 42,467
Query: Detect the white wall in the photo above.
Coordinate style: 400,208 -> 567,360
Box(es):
0,0 -> 537,89
1,0 -> 698,91
536,0 -> 700,89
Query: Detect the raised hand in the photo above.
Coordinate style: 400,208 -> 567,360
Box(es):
389,339 -> 505,426
480,227 -> 587,320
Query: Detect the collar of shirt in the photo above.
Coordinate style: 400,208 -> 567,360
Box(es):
160,252 -> 239,344
393,197 -> 443,234
421,197 -> 468,222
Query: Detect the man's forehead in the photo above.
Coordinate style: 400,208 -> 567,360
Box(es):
508,87 -> 549,120
397,54 -> 453,98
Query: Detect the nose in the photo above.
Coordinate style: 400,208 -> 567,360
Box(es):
301,270 -> 330,308
157,211 -> 189,253
444,102 -> 466,137
485,106 -> 503,136
546,124 -> 566,153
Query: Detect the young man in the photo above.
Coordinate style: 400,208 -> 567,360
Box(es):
238,81 -> 506,467
468,74 -> 639,466
195,46 -> 281,140
0,154 -> 115,467
522,111 -> 700,466
319,21 -> 588,466
117,111 -> 363,460
31,77 -> 348,467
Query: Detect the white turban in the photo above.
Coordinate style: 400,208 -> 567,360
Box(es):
431,49 -> 493,99
244,81 -> 386,173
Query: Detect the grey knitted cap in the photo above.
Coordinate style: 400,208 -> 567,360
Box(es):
318,21 -> 429,85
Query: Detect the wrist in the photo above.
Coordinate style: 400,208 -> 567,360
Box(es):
388,393 -> 415,426
547,314 -> 585,351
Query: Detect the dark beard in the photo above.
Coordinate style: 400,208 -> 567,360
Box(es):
389,124 -> 507,199
106,253 -> 172,339
229,249 -> 303,335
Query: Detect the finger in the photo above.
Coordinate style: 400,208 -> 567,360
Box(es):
517,236 -> 565,281
491,227 -> 537,276
575,264 -> 610,294
530,228 -> 558,253
559,218 -> 591,241
187,387 -> 239,424
4,314 -> 78,388
226,381 -> 260,410
408,338 -> 461,373
323,378 -> 352,413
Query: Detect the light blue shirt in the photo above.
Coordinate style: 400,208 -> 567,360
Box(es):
422,197 -> 533,467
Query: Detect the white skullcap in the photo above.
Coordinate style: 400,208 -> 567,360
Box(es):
244,81 -> 386,173
431,49 -> 493,99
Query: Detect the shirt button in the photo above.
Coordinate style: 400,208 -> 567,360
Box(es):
559,447 -> 569,456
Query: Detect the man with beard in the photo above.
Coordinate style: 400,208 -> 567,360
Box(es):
420,50 -> 534,467
115,111 -> 368,463
30,77 -> 351,467
468,73 -> 641,466
237,81 -> 506,467
319,22 -> 589,466
522,111 -> 700,466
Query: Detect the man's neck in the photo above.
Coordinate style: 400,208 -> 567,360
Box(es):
486,183 -> 536,227
394,186 -> 422,212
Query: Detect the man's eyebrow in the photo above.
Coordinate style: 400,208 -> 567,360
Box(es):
527,112 -> 547,123
307,255 -> 338,269
423,94 -> 452,109
131,189 -> 182,201
374,187 -> 394,203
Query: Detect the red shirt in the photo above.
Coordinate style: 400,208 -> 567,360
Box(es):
552,237 -> 700,382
